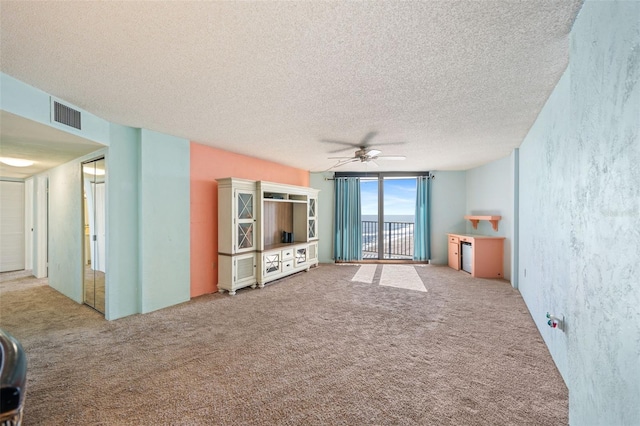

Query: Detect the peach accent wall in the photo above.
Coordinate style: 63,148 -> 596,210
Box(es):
190,142 -> 309,297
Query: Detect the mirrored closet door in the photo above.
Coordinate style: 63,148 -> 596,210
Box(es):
82,158 -> 106,314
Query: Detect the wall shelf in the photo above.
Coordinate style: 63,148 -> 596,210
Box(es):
464,215 -> 502,232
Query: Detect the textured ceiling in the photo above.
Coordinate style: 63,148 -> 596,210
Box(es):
0,1 -> 583,173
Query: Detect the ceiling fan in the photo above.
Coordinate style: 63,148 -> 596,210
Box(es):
321,131 -> 406,170
327,147 -> 406,169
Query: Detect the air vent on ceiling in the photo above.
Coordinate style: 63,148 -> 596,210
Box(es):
52,100 -> 82,130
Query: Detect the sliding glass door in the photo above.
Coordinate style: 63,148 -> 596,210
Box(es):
360,178 -> 379,259
358,174 -> 418,260
382,177 -> 416,259
335,172 -> 430,262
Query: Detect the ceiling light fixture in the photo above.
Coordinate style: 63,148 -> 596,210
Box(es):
0,157 -> 35,167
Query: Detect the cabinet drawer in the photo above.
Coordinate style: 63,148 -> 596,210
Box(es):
282,248 -> 294,260
282,260 -> 294,272
449,236 -> 459,244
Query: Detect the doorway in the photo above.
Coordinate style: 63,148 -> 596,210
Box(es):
82,158 -> 106,314
0,180 -> 25,272
360,175 -> 417,260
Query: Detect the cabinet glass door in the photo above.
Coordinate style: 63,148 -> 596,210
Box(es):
236,190 -> 254,251
237,223 -> 254,250
308,198 -> 317,240
264,253 -> 280,275
295,247 -> 307,266
238,192 -> 253,219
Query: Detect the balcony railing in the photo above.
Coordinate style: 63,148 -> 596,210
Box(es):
362,220 -> 414,259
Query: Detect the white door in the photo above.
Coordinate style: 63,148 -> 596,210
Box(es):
24,178 -> 34,270
0,180 -> 25,272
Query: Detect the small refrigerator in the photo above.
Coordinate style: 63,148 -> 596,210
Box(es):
461,242 -> 472,274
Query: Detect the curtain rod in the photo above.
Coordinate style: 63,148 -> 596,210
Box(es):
325,173 -> 434,181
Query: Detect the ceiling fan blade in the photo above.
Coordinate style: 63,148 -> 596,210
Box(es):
320,139 -> 359,147
359,131 -> 378,146
371,141 -> 405,147
326,146 -> 358,154
367,160 -> 379,168
324,157 -> 359,171
377,155 -> 406,160
366,149 -> 382,157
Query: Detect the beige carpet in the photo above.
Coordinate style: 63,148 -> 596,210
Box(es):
0,264 -> 567,425
0,270 -> 47,293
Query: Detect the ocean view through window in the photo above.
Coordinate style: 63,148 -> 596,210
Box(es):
361,177 -> 416,259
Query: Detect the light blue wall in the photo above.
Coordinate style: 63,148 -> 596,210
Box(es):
47,149 -> 107,303
43,127 -> 191,318
430,171 -> 467,265
519,1 -> 639,424
0,73 -> 110,145
519,70 -> 571,383
139,129 -> 190,313
105,124 -> 140,320
3,73 -> 191,319
310,173 -> 334,263
47,159 -> 81,302
465,155 -> 514,281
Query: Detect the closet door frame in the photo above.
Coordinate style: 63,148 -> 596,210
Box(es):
81,157 -> 106,314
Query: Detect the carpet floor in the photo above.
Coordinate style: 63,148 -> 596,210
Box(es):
0,264 -> 567,425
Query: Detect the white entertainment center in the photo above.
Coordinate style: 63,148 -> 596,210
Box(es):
217,178 -> 319,295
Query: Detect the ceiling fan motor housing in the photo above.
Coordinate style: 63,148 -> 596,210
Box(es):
356,148 -> 380,161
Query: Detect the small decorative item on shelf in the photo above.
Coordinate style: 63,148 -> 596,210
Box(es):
282,231 -> 293,243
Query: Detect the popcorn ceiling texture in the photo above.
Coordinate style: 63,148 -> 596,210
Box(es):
0,1 -> 583,172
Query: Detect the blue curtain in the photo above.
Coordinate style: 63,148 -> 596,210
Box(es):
414,176 -> 431,261
334,177 -> 362,261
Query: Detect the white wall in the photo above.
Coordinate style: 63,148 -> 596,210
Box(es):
465,155 -> 514,281
518,1 -> 639,424
430,171 -> 467,265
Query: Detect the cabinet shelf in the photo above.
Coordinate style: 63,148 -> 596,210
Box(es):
264,198 -> 307,204
464,215 -> 502,231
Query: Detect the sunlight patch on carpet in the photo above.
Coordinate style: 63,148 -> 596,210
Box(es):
379,265 -> 426,292
351,265 -> 377,283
